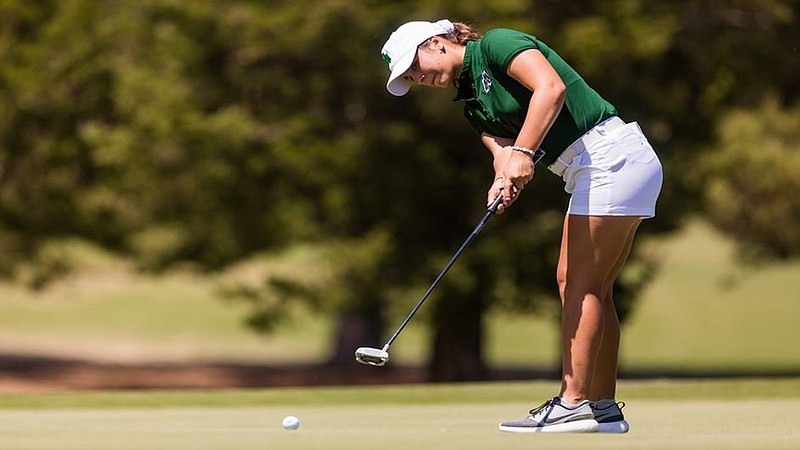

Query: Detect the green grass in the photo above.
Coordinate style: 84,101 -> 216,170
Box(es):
1,378 -> 800,409
0,242 -> 332,364
1,222 -> 797,449
0,219 -> 798,371
0,380 -> 798,449
620,220 -> 800,371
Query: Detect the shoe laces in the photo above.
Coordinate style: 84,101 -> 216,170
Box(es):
527,397 -> 559,420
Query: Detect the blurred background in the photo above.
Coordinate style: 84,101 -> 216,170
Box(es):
0,0 -> 798,391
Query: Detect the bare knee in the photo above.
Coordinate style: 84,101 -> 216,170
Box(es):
556,265 -> 567,301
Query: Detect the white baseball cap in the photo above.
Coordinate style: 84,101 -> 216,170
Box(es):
381,19 -> 455,96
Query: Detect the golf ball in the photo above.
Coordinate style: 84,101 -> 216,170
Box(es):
282,415 -> 300,430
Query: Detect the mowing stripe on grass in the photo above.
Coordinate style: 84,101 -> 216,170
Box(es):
0,378 -> 799,409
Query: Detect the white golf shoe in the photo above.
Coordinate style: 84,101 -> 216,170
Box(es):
499,397 -> 599,433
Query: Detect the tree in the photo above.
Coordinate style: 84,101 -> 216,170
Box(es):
701,100 -> 800,259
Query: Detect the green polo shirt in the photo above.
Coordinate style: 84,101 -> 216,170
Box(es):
454,28 -> 617,166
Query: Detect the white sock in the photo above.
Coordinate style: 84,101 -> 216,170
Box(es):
559,398 -> 584,407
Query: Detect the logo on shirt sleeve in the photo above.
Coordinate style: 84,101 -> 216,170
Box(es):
481,70 -> 492,93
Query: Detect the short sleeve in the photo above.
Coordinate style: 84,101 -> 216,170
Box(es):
480,29 -> 541,73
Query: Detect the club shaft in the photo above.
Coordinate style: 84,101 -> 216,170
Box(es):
375,150 -> 545,355
383,196 -> 502,348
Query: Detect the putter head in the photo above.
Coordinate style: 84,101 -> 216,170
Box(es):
354,347 -> 389,367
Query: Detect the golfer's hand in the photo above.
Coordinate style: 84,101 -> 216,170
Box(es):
498,148 -> 535,211
487,176 -> 506,214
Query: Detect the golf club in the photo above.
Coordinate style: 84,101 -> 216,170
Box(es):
355,149 -> 544,367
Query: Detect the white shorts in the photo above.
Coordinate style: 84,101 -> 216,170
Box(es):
561,120 -> 663,218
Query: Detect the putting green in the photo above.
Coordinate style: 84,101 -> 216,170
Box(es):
0,380 -> 798,450
0,400 -> 798,450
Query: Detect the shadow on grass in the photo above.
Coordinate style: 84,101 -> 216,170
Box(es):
1,353 -> 798,392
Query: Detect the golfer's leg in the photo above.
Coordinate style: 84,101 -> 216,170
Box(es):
557,214 -> 641,404
590,220 -> 641,401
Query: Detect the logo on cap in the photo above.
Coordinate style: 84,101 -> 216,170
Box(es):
382,52 -> 391,66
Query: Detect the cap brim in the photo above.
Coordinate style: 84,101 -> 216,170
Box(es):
385,50 -> 416,96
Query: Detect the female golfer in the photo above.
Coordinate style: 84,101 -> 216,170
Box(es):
381,19 -> 662,433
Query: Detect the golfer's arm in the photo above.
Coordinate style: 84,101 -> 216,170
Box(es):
506,49 -> 566,152
481,133 -> 514,175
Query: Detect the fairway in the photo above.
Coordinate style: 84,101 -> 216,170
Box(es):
0,379 -> 798,450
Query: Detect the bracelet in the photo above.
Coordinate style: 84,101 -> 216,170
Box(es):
511,146 -> 545,163
510,146 -> 537,160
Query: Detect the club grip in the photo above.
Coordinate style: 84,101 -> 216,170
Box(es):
488,194 -> 504,213
488,148 -> 546,214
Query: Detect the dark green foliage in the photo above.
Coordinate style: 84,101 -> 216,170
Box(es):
700,100 -> 800,260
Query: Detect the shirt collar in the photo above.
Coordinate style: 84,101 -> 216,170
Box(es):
453,41 -> 477,102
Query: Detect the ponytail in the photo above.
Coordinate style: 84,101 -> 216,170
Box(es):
451,22 -> 482,44
422,20 -> 482,48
